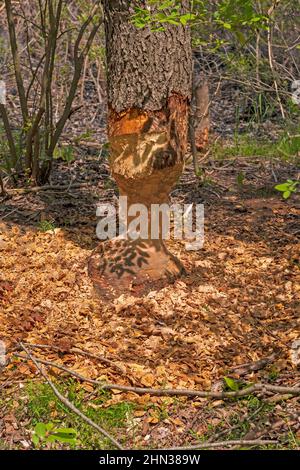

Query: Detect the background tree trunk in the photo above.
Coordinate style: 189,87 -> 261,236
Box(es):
89,0 -> 192,299
194,79 -> 210,151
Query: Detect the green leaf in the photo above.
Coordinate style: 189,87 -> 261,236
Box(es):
275,183 -> 289,192
163,18 -> 180,25
179,13 -> 197,25
156,12 -> 167,20
158,0 -> 175,10
49,428 -> 77,443
151,26 -> 165,31
53,428 -> 77,436
224,376 -> 239,391
133,7 -> 148,14
50,432 -> 77,444
34,423 -> 46,438
47,434 -> 76,444
32,434 -> 39,446
133,20 -> 147,28
283,191 -> 291,199
237,172 -> 245,185
45,422 -> 55,432
235,30 -> 246,44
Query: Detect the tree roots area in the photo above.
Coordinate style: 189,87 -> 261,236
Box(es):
0,152 -> 299,450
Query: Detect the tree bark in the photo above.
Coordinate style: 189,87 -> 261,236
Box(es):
89,0 -> 192,299
193,79 -> 210,151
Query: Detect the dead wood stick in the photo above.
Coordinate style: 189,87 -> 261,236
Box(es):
164,439 -> 278,450
15,353 -> 119,385
21,341 -> 125,375
19,343 -> 124,450
6,183 -> 91,194
230,354 -> 277,376
197,134 -> 221,164
75,141 -> 104,150
15,353 -> 300,399
72,346 -> 126,374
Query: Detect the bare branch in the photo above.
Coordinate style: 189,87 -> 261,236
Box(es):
0,103 -> 18,168
5,0 -> 28,123
19,342 -> 124,450
164,439 -> 278,450
46,15 -> 103,164
15,352 -> 300,399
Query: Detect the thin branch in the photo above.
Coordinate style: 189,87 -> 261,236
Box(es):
73,2 -> 101,60
47,18 -> 103,159
25,55 -> 45,101
41,0 -> 63,162
6,182 -> 91,194
267,0 -> 285,119
21,341 -> 126,375
164,439 -> 278,450
0,103 -> 18,168
5,0 -> 28,123
15,353 -> 300,399
230,354 -> 277,376
19,342 -> 124,450
24,107 -> 45,169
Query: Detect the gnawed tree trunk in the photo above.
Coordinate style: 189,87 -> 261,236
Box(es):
88,1 -> 192,299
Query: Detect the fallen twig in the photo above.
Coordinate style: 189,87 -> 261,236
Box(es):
21,341 -> 126,375
6,183 -> 91,194
230,354 -> 277,376
165,439 -> 278,450
19,343 -> 124,450
15,353 -> 300,399
75,141 -> 104,150
72,346 -> 126,374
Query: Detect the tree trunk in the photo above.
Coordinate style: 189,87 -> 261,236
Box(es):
89,0 -> 192,299
194,79 -> 210,151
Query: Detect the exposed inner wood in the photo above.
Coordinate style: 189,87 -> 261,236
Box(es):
88,95 -> 189,298
109,94 -> 188,206
88,238 -> 186,300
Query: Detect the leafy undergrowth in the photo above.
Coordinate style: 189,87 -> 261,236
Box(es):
211,131 -> 300,162
1,379 -> 134,449
0,150 -> 299,450
0,377 -> 299,450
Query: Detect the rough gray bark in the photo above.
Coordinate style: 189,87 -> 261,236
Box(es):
103,0 -> 192,112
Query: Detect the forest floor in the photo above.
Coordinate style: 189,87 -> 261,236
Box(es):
0,144 -> 299,450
